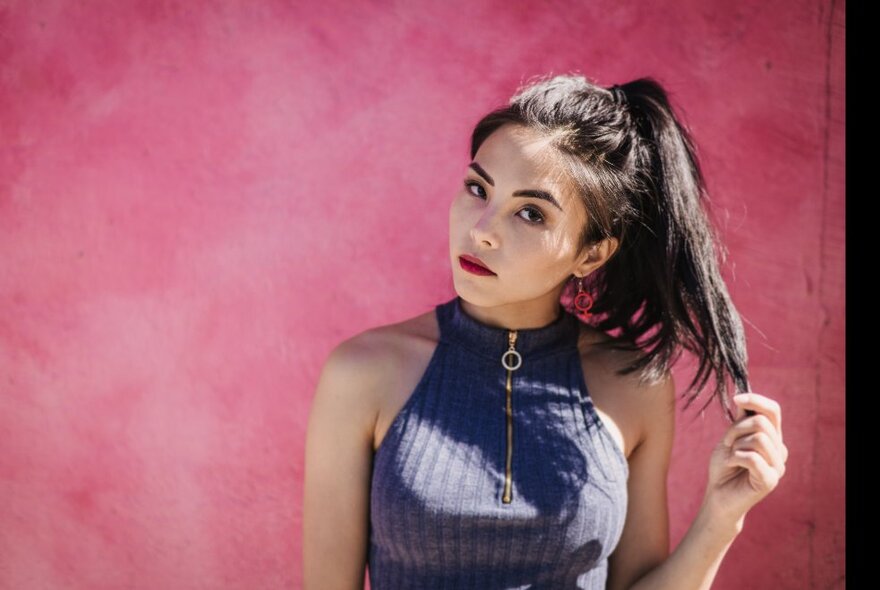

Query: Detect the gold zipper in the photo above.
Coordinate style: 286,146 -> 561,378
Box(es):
501,329 -> 521,504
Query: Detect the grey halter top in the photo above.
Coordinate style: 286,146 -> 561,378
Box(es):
368,295 -> 629,588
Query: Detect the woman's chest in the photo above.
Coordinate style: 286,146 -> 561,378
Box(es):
369,355 -> 630,581
373,341 -> 641,462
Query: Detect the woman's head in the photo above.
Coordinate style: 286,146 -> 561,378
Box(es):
449,122 -> 619,315
452,73 -> 750,422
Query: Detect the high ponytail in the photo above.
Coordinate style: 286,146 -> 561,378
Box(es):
470,73 -> 750,423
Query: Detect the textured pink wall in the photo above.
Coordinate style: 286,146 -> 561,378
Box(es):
0,1 -> 844,589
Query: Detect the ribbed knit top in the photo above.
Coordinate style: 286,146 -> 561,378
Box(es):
368,295 -> 629,589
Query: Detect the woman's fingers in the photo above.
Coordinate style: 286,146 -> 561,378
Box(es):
723,413 -> 781,450
727,392 -> 788,474
727,444 -> 783,492
733,392 -> 783,439
730,431 -> 787,476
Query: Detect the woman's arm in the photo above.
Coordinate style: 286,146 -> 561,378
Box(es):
302,336 -> 382,589
625,501 -> 741,590
605,372 -> 675,590
623,393 -> 787,590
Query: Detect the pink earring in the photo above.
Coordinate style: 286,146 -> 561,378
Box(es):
574,276 -> 594,319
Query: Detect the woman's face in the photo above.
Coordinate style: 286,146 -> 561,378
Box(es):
449,123 -> 599,322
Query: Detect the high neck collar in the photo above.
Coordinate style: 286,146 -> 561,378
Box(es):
440,295 -> 580,361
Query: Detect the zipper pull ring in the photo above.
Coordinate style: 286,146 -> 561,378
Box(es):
501,330 -> 521,371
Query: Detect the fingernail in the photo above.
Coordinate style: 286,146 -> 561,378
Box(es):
734,394 -> 749,403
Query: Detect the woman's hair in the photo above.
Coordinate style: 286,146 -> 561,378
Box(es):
469,73 -> 749,423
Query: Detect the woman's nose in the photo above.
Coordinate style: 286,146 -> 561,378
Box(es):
469,209 -> 501,247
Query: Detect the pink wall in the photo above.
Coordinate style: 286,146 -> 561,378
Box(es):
0,1 -> 844,588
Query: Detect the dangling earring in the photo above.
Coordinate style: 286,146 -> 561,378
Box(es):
573,275 -> 594,320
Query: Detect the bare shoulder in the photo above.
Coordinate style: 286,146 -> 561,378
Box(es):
326,305 -> 440,453
304,307 -> 438,587
576,324 -> 675,460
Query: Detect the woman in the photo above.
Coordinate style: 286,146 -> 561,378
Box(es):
303,73 -> 788,589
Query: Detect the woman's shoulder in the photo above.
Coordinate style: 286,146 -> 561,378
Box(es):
575,323 -> 671,459
576,322 -> 635,377
335,305 -> 439,371
325,305 -> 441,451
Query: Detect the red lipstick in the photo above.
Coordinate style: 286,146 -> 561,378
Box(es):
459,254 -> 496,276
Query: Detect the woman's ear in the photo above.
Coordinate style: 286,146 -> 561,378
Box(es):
575,237 -> 619,277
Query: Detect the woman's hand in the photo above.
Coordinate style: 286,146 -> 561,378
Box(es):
702,392 -> 789,531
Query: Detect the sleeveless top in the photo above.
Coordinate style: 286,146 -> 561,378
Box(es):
368,295 -> 629,589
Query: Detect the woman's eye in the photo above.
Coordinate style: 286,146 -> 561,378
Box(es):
464,179 -> 486,199
518,207 -> 545,224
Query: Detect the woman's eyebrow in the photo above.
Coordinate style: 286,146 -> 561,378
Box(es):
469,162 -> 564,211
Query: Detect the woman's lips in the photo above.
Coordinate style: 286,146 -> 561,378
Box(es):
459,255 -> 496,276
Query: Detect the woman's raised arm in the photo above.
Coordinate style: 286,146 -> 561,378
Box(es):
624,392 -> 787,590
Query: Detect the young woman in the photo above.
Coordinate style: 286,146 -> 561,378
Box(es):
303,73 -> 788,589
